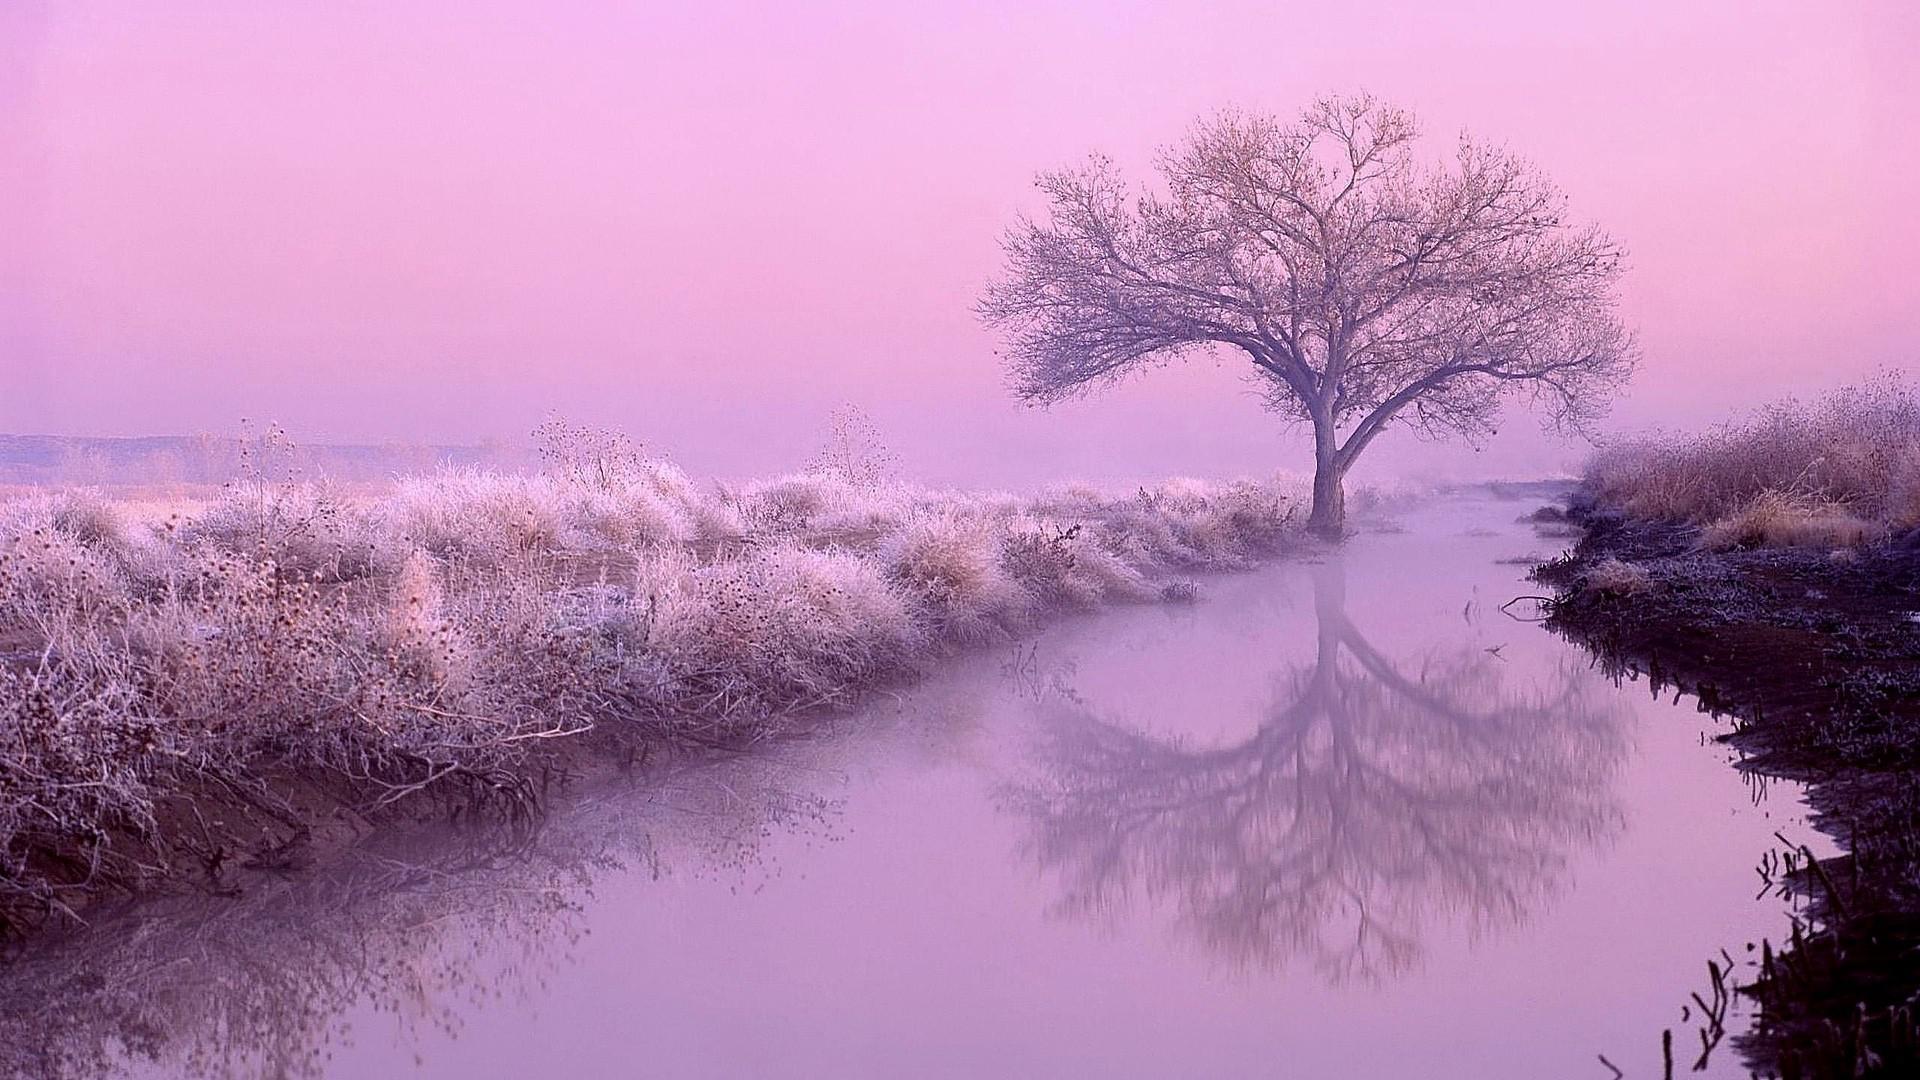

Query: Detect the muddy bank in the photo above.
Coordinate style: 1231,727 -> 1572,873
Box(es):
1535,502 -> 1920,1078
1534,503 -> 1920,780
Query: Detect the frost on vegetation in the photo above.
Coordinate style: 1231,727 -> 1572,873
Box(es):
1580,557 -> 1652,597
0,448 -> 1306,931
1697,491 -> 1879,552
1584,376 -> 1920,550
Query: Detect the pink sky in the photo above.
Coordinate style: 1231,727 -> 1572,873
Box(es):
3,0 -> 1916,484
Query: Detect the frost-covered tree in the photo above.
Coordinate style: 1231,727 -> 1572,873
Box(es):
979,93 -> 1635,535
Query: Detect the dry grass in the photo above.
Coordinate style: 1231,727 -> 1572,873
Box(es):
0,460 -> 1307,933
1580,557 -> 1652,596
1696,490 -> 1881,552
1584,377 -> 1920,549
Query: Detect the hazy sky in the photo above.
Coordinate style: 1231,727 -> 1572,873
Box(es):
3,1 -> 1915,484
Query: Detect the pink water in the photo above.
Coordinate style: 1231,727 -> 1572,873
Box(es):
56,489 -> 1820,1078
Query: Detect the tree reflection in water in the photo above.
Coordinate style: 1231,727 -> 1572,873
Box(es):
0,560 -> 1639,1079
1004,560 -> 1631,982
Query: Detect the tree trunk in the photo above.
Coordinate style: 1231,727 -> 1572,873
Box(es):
1306,418 -> 1346,538
1307,462 -> 1346,538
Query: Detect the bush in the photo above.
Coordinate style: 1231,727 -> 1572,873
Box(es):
185,480 -> 395,582
882,514 -> 1029,641
388,472 -> 566,560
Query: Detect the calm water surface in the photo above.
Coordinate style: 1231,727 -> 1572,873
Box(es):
27,489 -> 1825,1079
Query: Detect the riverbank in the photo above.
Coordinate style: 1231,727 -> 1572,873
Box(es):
2,486 -> 1809,1080
0,463 -> 1311,940
1535,499 -> 1920,1077
1535,501 -> 1920,779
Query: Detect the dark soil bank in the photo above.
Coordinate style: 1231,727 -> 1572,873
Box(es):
1536,502 -> 1920,1079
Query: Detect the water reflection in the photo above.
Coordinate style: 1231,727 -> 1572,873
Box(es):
1005,560 -> 1630,982
0,547 -> 1656,1079
0,757 -> 840,1080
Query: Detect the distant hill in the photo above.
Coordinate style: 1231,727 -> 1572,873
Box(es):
0,434 -> 513,486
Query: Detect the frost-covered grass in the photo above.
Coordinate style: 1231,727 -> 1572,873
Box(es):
0,463 -> 1304,932
1583,377 -> 1920,550
1579,556 -> 1652,597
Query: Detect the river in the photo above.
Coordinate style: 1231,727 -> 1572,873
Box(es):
8,486 -> 1827,1079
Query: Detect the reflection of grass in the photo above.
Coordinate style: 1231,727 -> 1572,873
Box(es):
1734,826 -> 1920,1078
0,463 -> 1304,936
0,748 -> 840,1080
1645,824 -> 1920,1079
1542,521 -> 1920,1078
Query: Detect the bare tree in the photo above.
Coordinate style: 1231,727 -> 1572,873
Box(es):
979,93 -> 1635,535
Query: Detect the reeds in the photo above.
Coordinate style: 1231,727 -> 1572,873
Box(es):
1584,376 -> 1920,549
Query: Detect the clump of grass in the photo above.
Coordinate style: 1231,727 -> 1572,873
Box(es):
0,447 -> 1308,934
1159,581 -> 1200,603
1584,376 -> 1920,549
0,526 -> 132,647
1581,557 -> 1652,596
1698,490 -> 1879,551
882,513 -> 1029,642
643,542 -> 924,717
186,479 -> 395,582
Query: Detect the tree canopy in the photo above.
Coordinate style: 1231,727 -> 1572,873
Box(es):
980,93 -> 1636,532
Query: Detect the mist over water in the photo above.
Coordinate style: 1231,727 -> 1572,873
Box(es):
3,490 -> 1823,1079
3,6 -> 1911,1076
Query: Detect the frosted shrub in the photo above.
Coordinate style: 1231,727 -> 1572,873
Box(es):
0,529 -> 133,648
808,403 -> 898,490
185,481 -> 394,582
389,472 -> 566,560
24,488 -> 129,551
1214,480 -> 1298,547
883,514 -> 1029,640
0,655 -> 172,928
1062,543 -> 1154,603
149,549 -> 589,796
1170,505 -> 1256,568
738,471 -> 908,536
0,488 -> 146,578
563,486 -> 693,550
573,458 -> 711,548
383,551 -> 468,687
1153,476 -> 1216,511
1001,521 -> 1099,607
532,415 -> 648,491
740,473 -> 835,531
1091,506 -> 1193,572
757,545 -> 919,661
683,497 -> 749,547
649,543 -> 921,716
1037,483 -> 1116,518
737,471 -> 927,545
630,458 -> 702,506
